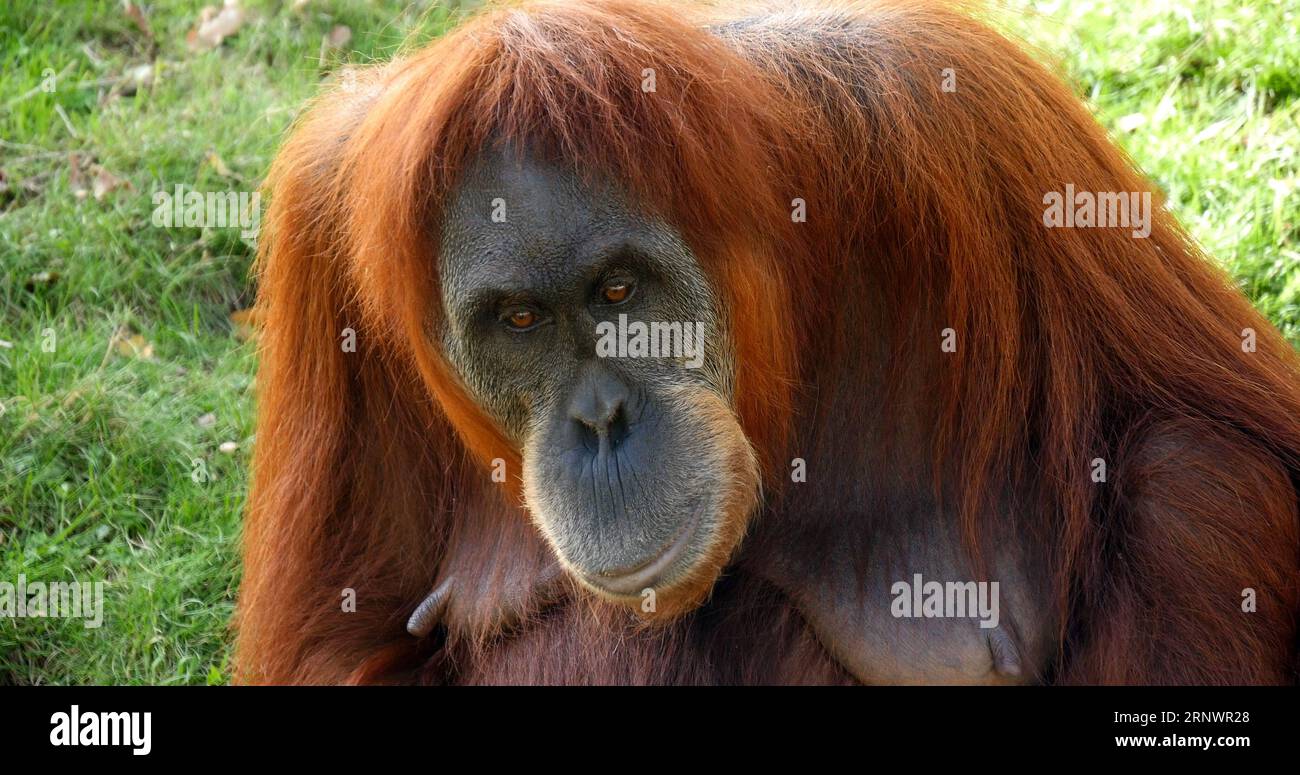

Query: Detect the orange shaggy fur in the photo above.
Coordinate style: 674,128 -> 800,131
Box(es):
236,0 -> 1300,684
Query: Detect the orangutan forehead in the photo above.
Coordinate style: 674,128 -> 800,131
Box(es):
436,148 -> 704,305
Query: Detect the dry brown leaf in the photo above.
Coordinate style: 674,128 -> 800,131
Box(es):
91,165 -> 130,200
115,334 -> 156,360
122,0 -> 153,39
326,25 -> 352,50
62,388 -> 86,409
119,63 -> 154,96
206,150 -> 234,178
25,270 -> 61,291
229,307 -> 261,341
187,0 -> 246,51
68,153 -> 89,199
319,24 -> 352,67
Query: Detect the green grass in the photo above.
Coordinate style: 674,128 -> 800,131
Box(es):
1,0 -> 1297,684
0,0 -> 456,685
1003,0 -> 1300,343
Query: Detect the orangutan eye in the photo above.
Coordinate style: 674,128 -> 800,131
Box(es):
599,279 -> 633,304
502,308 -> 539,330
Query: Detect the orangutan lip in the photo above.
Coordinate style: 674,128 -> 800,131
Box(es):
582,500 -> 707,597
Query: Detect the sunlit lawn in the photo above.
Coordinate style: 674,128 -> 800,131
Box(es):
0,0 -> 1296,684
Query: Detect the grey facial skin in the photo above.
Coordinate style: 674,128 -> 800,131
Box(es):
437,148 -> 740,600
